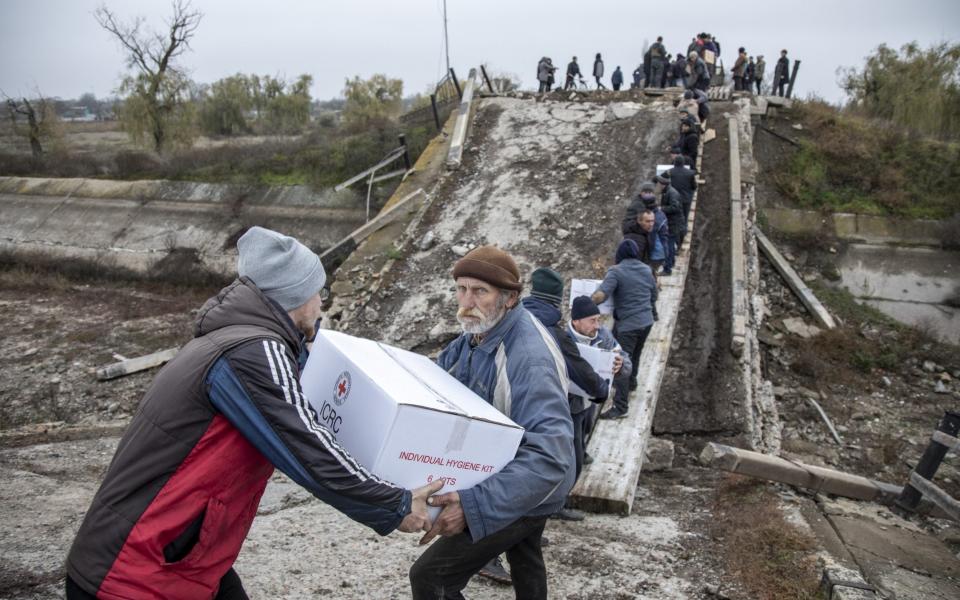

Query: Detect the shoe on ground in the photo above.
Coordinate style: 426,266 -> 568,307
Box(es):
478,556 -> 512,585
599,408 -> 628,420
584,452 -> 594,465
552,507 -> 585,521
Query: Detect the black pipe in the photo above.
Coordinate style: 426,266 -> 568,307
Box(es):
786,60 -> 801,99
449,68 -> 462,100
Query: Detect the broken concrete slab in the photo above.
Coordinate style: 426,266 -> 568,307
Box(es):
782,316 -> 822,338
821,497 -> 960,599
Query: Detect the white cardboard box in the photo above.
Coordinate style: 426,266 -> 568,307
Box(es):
300,330 -> 524,518
569,278 -> 613,315
567,343 -> 616,398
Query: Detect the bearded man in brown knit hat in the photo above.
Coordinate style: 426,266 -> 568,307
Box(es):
410,245 -> 574,600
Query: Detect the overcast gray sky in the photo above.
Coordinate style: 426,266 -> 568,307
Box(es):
1,0 -> 957,105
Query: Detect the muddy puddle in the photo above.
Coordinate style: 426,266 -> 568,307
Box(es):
834,244 -> 960,344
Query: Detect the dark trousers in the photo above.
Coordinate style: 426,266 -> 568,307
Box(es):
67,569 -> 248,600
733,76 -> 744,91
613,82 -> 622,91
682,196 -> 692,222
410,516 -> 549,600
538,81 -> 550,93
572,409 -> 589,479
664,233 -> 678,273
755,78 -> 763,94
595,76 -> 606,90
777,80 -> 786,96
613,324 -> 653,403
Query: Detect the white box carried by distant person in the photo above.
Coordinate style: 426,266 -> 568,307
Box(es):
567,343 -> 616,399
300,330 -> 524,518
569,278 -> 613,315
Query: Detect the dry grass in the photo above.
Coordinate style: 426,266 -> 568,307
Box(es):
713,475 -> 821,600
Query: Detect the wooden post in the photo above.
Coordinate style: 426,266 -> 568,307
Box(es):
398,134 -> 411,170
430,93 -> 441,131
479,64 -> 495,93
755,229 -> 836,329
96,347 -> 179,381
786,59 -> 801,99
897,411 -> 960,510
449,68 -> 462,100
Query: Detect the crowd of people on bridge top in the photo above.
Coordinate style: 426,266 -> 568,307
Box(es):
537,32 -> 793,96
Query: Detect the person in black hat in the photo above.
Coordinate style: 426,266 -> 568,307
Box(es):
668,155 -> 697,221
675,117 -> 700,164
656,172 -> 685,276
521,269 -> 608,512
568,296 -> 632,446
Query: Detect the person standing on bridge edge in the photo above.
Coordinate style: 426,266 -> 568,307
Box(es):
593,53 -> 607,90
537,57 -> 556,93
410,246 -> 574,600
775,49 -> 791,96
65,226 -> 441,600
732,47 -> 748,91
670,53 -> 687,87
522,267 -> 608,523
754,55 -> 766,95
592,239 -> 658,419
612,65 -> 624,91
565,56 -> 581,90
650,36 -> 668,88
745,56 -> 757,94
686,51 -> 710,92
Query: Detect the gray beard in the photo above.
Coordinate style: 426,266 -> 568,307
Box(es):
457,306 -> 507,335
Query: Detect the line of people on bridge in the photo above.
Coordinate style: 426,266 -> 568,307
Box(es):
537,32 -> 794,96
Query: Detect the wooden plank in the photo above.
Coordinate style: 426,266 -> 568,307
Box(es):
728,117 -> 741,201
96,347 -> 179,381
933,430 -> 960,453
755,229 -> 837,329
446,68 -> 478,170
728,116 -> 747,353
700,442 -> 887,502
909,472 -> 960,522
569,135 -> 706,514
730,200 -> 746,352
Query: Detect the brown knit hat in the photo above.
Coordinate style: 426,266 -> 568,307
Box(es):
451,245 -> 523,291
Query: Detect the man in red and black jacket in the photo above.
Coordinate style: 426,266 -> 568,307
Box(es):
66,226 -> 440,599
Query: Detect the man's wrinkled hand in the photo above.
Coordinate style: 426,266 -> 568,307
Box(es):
419,491 -> 466,545
397,480 -> 445,533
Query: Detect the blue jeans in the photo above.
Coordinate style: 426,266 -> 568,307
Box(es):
664,233 -> 679,273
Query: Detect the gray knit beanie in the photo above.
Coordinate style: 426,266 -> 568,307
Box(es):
236,226 -> 326,310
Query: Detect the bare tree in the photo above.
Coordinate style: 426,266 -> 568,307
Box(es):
95,0 -> 202,152
4,93 -> 55,158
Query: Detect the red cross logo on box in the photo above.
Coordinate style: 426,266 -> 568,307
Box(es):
333,371 -> 351,406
